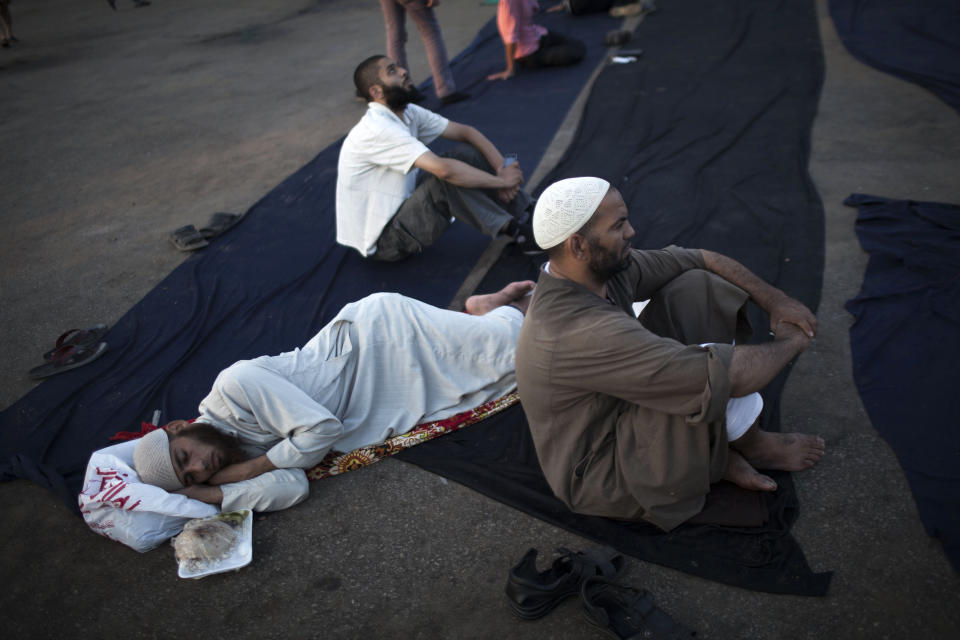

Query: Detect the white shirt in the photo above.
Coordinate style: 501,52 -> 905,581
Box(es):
198,292 -> 522,471
336,103 -> 450,256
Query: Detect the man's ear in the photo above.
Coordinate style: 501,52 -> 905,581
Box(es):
368,84 -> 383,101
164,419 -> 190,434
569,234 -> 590,261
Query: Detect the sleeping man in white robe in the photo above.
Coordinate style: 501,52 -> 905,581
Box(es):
130,282 -> 534,513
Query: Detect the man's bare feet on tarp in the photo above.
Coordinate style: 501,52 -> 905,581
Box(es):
724,449 -> 778,492
465,280 -> 535,316
731,425 -> 826,472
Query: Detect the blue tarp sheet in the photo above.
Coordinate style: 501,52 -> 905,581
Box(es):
830,0 -> 960,113
2,3 -> 833,593
844,193 -> 960,571
0,11 -> 616,507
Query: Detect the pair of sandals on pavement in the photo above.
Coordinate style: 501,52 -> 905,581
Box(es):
29,324 -> 110,379
506,546 -> 696,638
169,211 -> 244,252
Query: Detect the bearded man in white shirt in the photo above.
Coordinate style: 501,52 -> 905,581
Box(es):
336,55 -> 535,261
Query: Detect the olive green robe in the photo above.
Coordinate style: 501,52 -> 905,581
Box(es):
515,246 -> 750,530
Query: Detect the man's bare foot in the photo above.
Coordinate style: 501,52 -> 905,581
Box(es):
465,280 -> 535,316
724,450 -> 778,492
731,426 -> 825,472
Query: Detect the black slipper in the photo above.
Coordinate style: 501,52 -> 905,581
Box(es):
581,577 -> 697,639
42,324 -> 109,361
505,547 -> 625,620
169,224 -> 209,251
29,342 -> 109,379
198,212 -> 244,240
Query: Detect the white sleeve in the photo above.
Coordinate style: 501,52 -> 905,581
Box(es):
407,104 -> 449,145
220,468 -> 309,512
201,361 -> 346,469
370,122 -> 432,175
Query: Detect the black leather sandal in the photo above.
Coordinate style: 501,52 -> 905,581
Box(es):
581,577 -> 697,639
505,546 -> 625,620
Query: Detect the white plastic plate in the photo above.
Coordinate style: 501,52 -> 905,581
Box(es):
176,509 -> 253,579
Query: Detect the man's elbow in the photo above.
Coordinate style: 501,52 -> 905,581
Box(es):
430,162 -> 456,182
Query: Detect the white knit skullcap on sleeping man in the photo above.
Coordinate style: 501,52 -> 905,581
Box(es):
133,428 -> 183,491
533,177 -> 611,249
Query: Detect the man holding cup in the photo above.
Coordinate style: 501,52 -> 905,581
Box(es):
336,55 -> 537,261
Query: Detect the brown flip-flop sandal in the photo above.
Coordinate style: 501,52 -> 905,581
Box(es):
29,342 -> 109,379
42,324 -> 109,361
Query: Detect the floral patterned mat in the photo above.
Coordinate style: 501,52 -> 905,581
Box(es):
305,391 -> 519,480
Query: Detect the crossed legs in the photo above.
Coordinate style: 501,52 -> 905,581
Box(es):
642,269 -> 826,493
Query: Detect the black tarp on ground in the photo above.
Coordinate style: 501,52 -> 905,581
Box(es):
844,193 -> 960,571
404,0 -> 831,595
0,11 -> 617,505
1,4 -> 834,595
829,0 -> 960,113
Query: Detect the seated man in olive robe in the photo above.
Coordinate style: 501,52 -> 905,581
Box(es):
515,177 -> 825,531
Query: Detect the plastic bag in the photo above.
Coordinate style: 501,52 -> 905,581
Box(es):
78,440 -> 218,552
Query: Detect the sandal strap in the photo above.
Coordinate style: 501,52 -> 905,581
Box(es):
54,329 -> 83,349
582,578 -> 695,640
48,343 -> 82,366
558,545 -> 624,579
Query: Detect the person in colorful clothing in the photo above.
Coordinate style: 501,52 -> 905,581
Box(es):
488,0 -> 586,81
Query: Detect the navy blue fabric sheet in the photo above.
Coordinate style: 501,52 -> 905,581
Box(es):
830,0 -> 960,113
1,4 -> 833,595
0,11 -> 617,506
844,193 -> 960,571
405,0 -> 832,595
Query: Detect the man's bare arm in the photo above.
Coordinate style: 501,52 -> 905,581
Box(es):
488,42 -> 517,81
414,150 -> 522,192
440,121 -> 507,171
728,321 -> 810,396
206,454 -> 277,486
701,249 -> 817,337
436,121 -> 524,202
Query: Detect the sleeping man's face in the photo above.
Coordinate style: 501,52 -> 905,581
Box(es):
164,420 -> 244,486
169,433 -> 224,486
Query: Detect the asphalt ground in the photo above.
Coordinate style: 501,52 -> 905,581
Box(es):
1,1 -> 958,638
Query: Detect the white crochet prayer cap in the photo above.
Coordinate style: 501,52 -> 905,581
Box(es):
533,177 -> 611,249
132,428 -> 183,491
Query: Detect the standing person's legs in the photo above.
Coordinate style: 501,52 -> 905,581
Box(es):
374,145 -> 531,261
379,0 -> 409,70
0,0 -> 13,45
517,32 -> 586,69
402,0 -> 457,98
